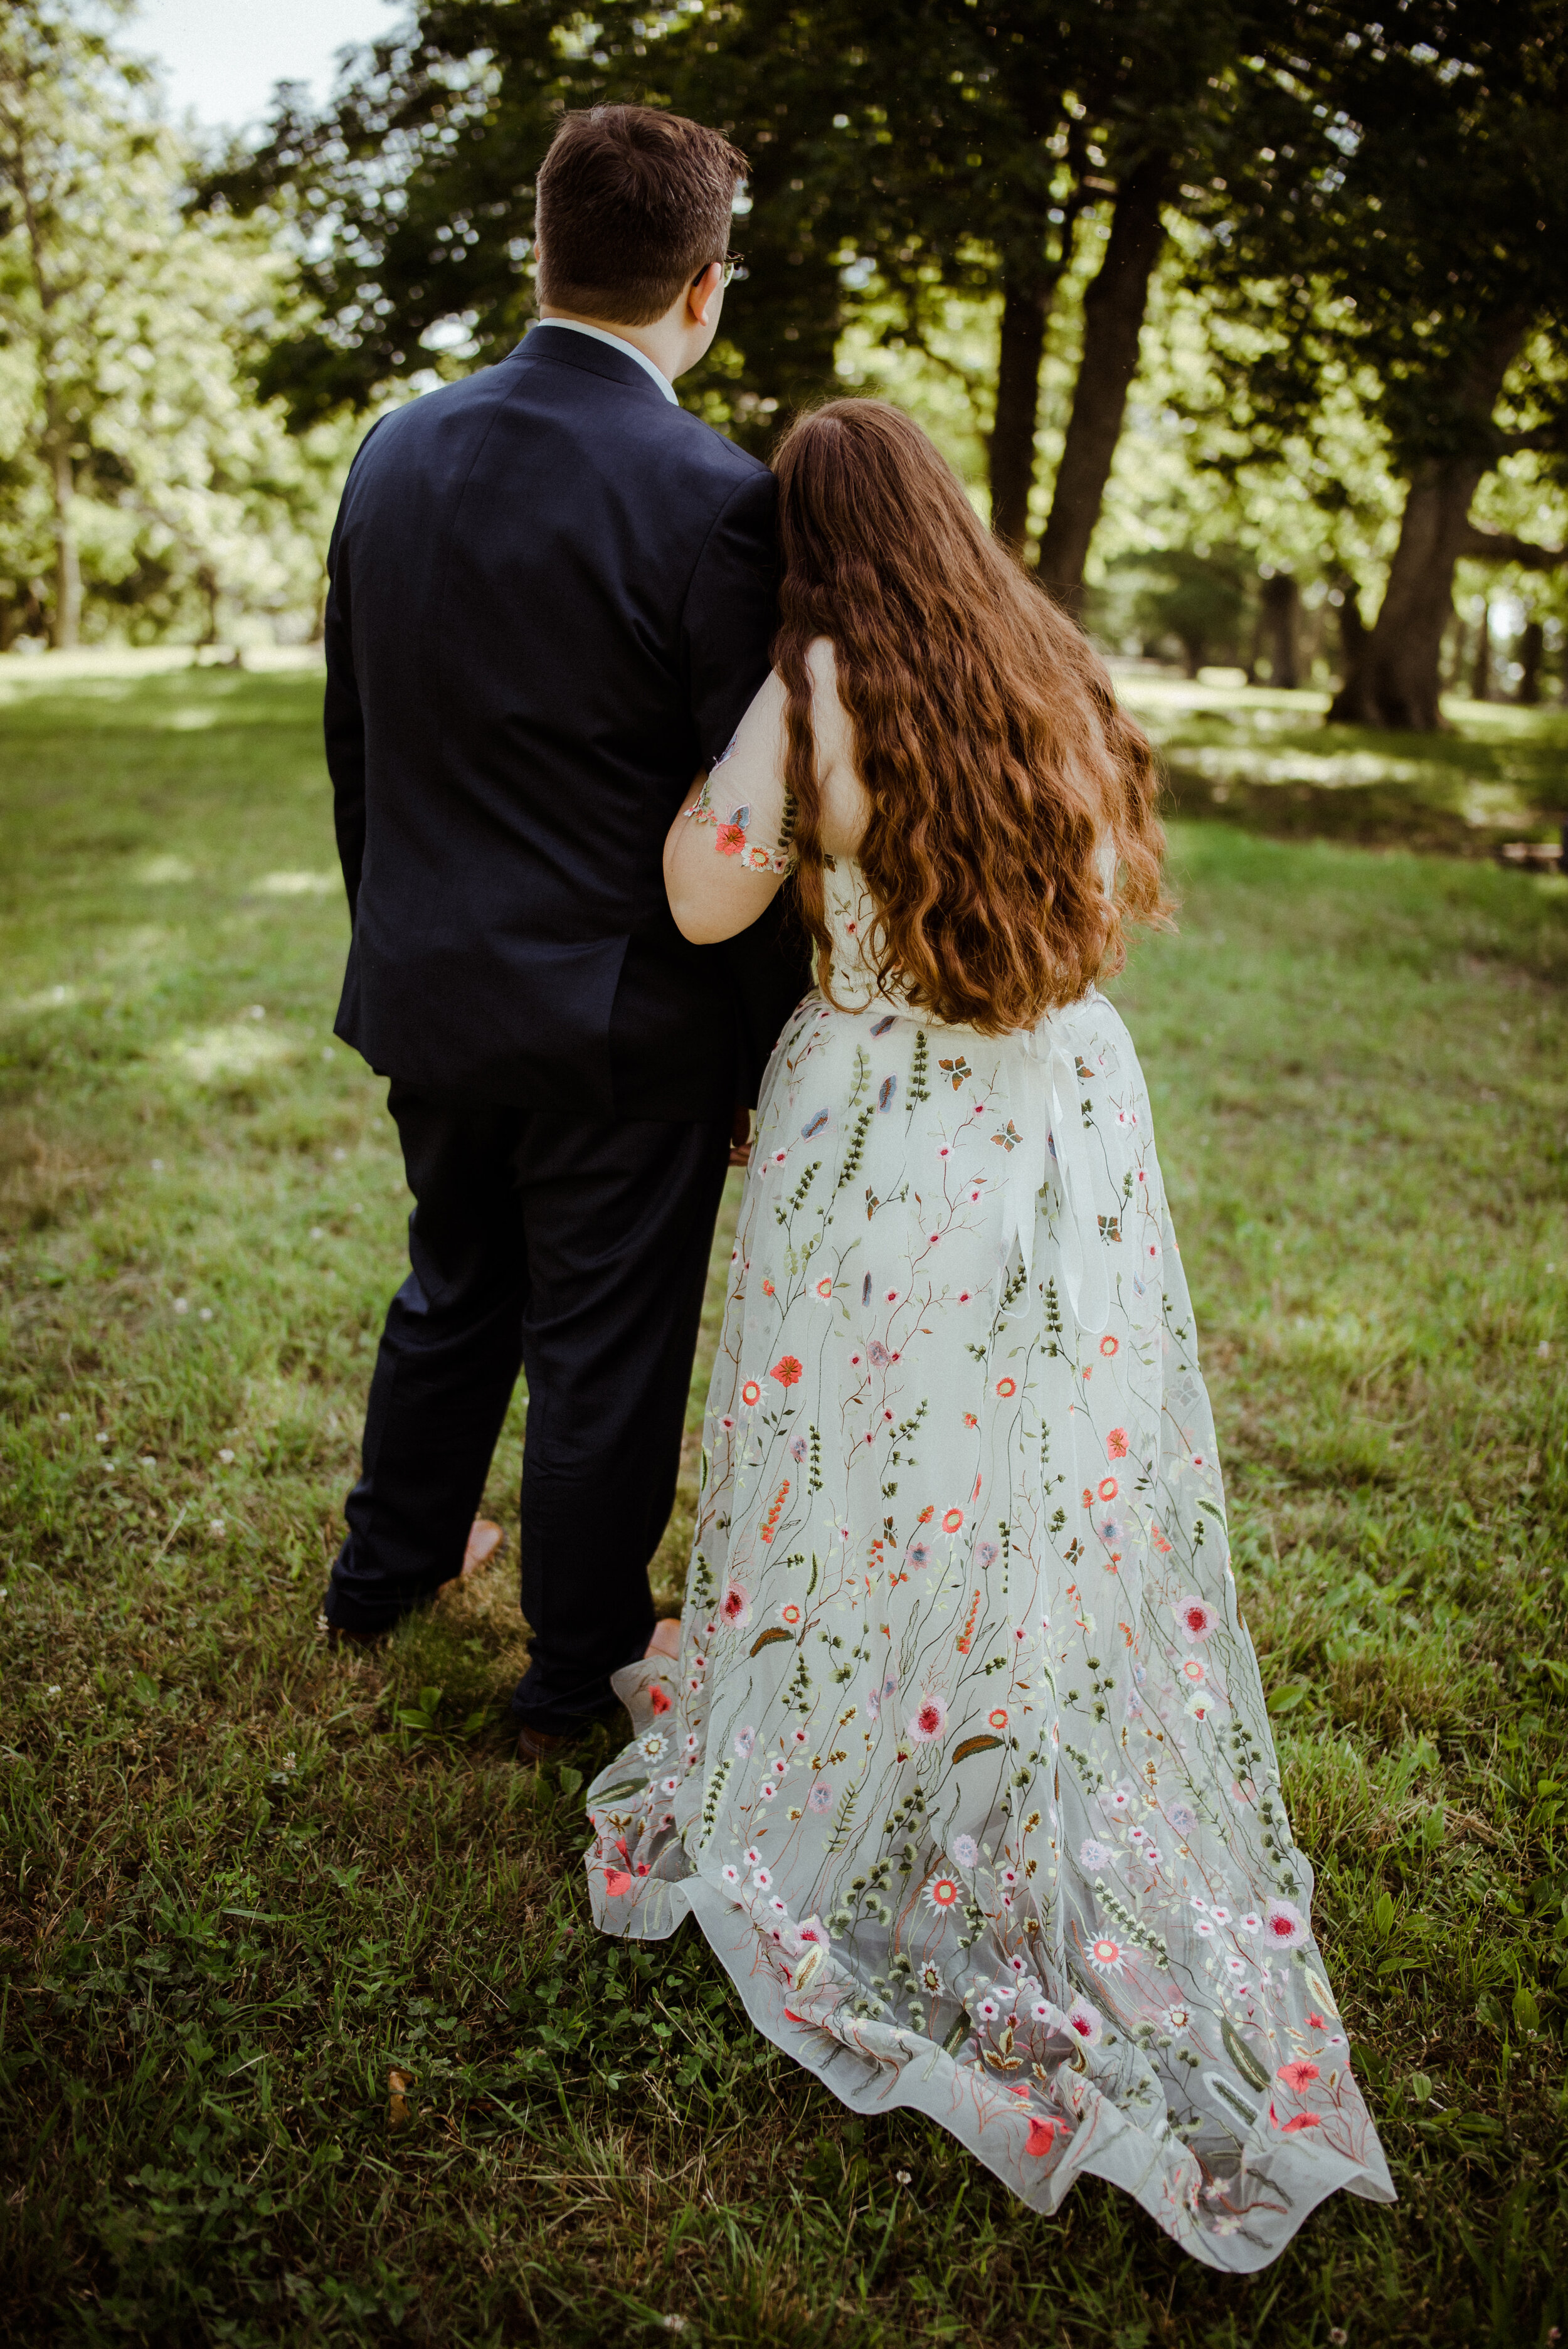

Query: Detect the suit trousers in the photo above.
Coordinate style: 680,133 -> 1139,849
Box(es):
322,1087 -> 732,1732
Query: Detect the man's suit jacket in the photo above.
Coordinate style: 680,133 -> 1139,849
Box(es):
323,327 -> 809,1119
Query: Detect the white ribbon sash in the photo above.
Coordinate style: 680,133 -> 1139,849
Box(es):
997,1022 -> 1111,1336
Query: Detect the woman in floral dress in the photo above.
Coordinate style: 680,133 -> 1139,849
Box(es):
583,401 -> 1392,2270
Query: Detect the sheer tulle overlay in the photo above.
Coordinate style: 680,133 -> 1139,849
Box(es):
585,864 -> 1393,2271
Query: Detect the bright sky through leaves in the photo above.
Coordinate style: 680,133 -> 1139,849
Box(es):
130,0 -> 400,131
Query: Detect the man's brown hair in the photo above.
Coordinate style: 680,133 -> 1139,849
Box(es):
534,105 -> 745,326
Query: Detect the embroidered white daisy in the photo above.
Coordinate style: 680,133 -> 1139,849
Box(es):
1086,1936 -> 1126,1976
638,1733 -> 667,1761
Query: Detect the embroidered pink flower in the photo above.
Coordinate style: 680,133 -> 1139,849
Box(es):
1177,1596 -> 1217,1642
1065,1996 -> 1102,2045
1278,2111 -> 1320,2133
1106,1428 -> 1128,1459
1025,2115 -> 1065,2156
770,1355 -> 803,1388
603,1869 -> 633,1896
715,822 -> 746,856
720,1583 -> 751,1630
1264,1898 -> 1307,1949
909,1695 -> 947,1742
1278,2059 -> 1320,2091
649,1684 -> 672,1715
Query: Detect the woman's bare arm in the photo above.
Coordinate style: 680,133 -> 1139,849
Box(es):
663,640 -> 870,943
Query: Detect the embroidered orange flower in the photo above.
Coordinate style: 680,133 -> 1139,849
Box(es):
770,1355 -> 803,1387
942,1507 -> 964,1533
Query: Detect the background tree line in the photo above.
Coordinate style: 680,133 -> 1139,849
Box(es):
4,0 -> 1567,726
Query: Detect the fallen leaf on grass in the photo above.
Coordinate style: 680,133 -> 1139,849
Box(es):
388,2067 -> 414,2125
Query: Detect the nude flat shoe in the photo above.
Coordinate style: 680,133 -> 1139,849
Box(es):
462,1519 -> 505,1577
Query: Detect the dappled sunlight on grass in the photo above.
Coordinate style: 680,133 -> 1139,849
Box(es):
1118,672 -> 1568,856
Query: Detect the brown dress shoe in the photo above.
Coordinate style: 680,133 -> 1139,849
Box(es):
515,1721 -> 588,1766
317,1611 -> 386,1652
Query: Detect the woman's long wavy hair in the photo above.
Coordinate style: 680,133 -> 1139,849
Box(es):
771,398 -> 1170,1032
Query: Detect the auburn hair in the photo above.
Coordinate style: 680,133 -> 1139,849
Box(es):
534,105 -> 744,326
771,399 -> 1170,1034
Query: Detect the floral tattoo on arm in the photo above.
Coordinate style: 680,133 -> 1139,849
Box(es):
689,735 -> 797,876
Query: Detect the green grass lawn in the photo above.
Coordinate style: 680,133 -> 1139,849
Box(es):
2,655 -> 1567,2348
1119,672 -> 1568,858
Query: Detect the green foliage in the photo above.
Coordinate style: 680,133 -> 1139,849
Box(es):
1190,2 -> 1568,479
0,1 -> 353,649
3,660 -> 1568,2341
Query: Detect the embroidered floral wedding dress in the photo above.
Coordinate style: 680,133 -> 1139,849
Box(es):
585,859 -> 1393,2270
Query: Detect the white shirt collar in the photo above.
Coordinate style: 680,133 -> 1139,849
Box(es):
529,318 -> 678,405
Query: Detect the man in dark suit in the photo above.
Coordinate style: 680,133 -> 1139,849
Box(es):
319,105 -> 806,1758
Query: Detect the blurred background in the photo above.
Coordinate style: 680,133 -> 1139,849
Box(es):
2,2 -> 1565,810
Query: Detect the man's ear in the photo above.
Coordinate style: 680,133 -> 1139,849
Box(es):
687,260 -> 724,331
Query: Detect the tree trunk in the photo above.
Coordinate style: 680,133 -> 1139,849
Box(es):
989,267 -> 1052,553
1470,608 -> 1493,701
1327,315 -> 1527,731
1261,571 -> 1301,688
49,438 -> 81,651
1517,618 -> 1543,705
987,132 -> 1089,556
1035,152 -> 1170,613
